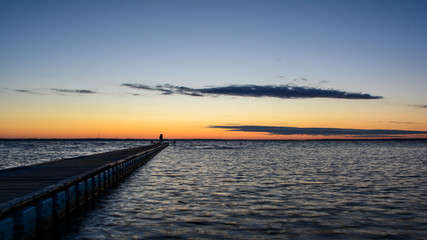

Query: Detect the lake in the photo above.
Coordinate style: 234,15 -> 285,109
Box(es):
1,139 -> 426,239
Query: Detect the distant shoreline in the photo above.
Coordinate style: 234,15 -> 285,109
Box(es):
1,138 -> 426,141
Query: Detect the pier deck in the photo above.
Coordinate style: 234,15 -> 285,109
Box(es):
0,144 -> 164,205
0,143 -> 168,240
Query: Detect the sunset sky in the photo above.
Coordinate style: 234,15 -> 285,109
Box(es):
1,0 -> 427,139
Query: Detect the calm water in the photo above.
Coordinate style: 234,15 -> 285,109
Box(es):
1,140 -> 426,239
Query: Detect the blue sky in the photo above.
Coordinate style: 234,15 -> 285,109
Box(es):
2,0 -> 426,90
1,0 -> 426,139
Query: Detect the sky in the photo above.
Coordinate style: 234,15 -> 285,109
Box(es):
1,0 -> 427,139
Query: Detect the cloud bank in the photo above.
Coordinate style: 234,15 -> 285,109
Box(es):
3,88 -> 97,95
209,125 -> 427,137
122,83 -> 382,100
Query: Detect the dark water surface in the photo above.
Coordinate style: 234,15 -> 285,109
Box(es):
1,140 -> 426,239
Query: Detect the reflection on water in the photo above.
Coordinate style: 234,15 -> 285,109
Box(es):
1,140 -> 426,239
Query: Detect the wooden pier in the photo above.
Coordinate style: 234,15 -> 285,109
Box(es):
0,143 -> 168,240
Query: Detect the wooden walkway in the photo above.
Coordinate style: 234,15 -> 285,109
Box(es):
0,143 -> 168,216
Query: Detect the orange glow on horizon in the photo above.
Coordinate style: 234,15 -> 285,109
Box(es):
2,126 -> 427,140
1,93 -> 427,140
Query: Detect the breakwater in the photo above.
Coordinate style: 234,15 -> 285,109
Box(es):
0,143 -> 168,240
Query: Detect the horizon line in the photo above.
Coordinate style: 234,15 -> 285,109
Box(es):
1,137 -> 427,141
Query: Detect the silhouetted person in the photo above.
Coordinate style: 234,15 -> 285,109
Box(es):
159,134 -> 163,143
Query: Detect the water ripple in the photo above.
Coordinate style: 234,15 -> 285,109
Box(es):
2,140 -> 426,239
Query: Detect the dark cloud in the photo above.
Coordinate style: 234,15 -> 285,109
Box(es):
14,89 -> 32,93
122,83 -> 203,96
122,83 -> 382,100
292,78 -> 307,82
9,89 -> 40,95
51,88 -> 96,94
409,104 -> 427,109
209,125 -> 427,137
379,121 -> 417,125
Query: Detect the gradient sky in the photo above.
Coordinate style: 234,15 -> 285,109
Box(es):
1,0 -> 427,139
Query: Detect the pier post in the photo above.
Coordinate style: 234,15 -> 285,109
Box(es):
99,172 -> 105,196
0,217 -> 14,240
93,175 -> 99,202
13,206 -> 36,240
35,198 -> 53,237
77,182 -> 85,216
66,186 -> 77,221
85,178 -> 93,210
